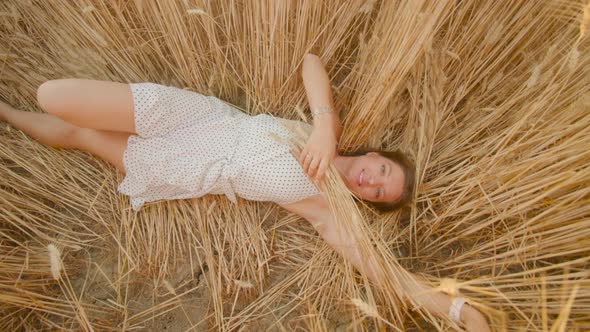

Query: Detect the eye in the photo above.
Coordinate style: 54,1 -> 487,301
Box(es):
381,164 -> 386,175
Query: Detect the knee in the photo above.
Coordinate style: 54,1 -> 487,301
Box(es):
60,125 -> 85,150
36,79 -> 75,115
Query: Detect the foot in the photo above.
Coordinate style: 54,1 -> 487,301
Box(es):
0,99 -> 14,121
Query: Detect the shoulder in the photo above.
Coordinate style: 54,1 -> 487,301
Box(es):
279,193 -> 330,223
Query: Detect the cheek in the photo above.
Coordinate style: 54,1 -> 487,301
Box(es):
358,187 -> 373,200
351,160 -> 362,173
350,186 -> 364,198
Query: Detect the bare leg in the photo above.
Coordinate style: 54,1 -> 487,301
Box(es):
36,79 -> 136,133
0,100 -> 80,149
0,101 -> 128,173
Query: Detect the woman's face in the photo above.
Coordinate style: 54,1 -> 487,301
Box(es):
342,152 -> 405,203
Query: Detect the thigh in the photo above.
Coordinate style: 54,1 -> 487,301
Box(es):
37,79 -> 136,134
130,83 -> 245,138
76,128 -> 130,173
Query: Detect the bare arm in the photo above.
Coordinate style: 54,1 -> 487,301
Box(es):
281,198 -> 491,331
301,53 -> 342,133
299,54 -> 342,181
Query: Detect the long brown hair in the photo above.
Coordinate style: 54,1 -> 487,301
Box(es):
343,149 -> 415,212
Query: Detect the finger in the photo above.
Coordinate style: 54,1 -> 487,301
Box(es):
315,158 -> 330,181
297,150 -> 306,167
299,147 -> 309,163
302,153 -> 313,173
308,156 -> 321,178
301,150 -> 310,166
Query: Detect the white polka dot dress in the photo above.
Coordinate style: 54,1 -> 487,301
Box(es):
118,83 -> 320,210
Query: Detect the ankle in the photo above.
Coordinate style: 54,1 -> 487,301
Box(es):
0,101 -> 15,121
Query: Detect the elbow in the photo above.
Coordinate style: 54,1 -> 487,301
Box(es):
302,53 -> 320,78
303,53 -> 321,66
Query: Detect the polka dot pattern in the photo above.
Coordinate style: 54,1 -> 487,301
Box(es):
117,83 -> 319,210
231,114 -> 321,205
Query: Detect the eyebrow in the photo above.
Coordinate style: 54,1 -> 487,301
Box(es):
383,163 -> 392,201
387,162 -> 392,177
378,163 -> 386,201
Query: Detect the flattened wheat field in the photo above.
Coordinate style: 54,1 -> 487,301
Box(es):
1,1 -> 589,331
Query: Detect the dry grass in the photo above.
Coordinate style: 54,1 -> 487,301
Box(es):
1,0 -> 589,331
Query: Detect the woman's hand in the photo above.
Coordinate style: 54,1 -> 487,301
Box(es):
462,305 -> 492,332
299,125 -> 338,182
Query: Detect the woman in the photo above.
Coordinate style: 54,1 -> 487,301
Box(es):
0,54 -> 490,331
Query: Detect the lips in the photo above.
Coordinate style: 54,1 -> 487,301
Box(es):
357,169 -> 364,186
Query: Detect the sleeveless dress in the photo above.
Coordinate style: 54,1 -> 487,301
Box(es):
117,83 -> 320,211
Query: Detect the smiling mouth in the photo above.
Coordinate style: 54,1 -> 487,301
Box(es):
357,169 -> 364,186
